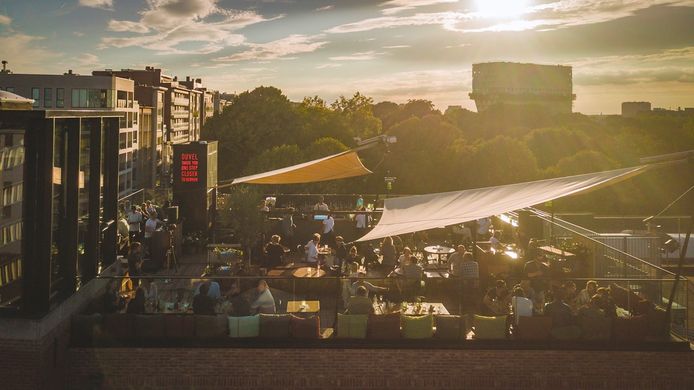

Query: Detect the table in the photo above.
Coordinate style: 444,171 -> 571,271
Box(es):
292,266 -> 326,278
424,245 -> 455,263
538,245 -> 575,258
287,300 -> 320,313
373,301 -> 449,315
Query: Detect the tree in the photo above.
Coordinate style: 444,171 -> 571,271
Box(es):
332,92 -> 382,139
467,136 -> 539,188
243,144 -> 304,176
525,127 -> 594,169
304,137 -> 348,160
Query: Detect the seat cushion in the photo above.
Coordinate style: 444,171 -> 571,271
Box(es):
259,314 -> 291,338
516,316 -> 552,341
434,315 -> 464,340
401,315 -> 433,339
473,315 -> 507,340
228,315 -> 260,338
290,315 -> 320,339
135,315 -> 166,340
72,314 -> 103,345
103,314 -> 135,340
614,315 -> 648,342
367,313 -> 401,339
336,314 -> 368,339
163,315 -> 195,339
580,314 -> 611,341
195,315 -> 228,339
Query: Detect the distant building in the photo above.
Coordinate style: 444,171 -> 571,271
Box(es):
213,91 -> 233,114
0,69 -> 139,197
469,62 -> 575,114
622,101 -> 651,117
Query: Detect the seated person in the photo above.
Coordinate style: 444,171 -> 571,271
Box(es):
228,282 -> 251,317
345,286 -> 374,315
578,294 -> 605,322
401,255 -> 423,279
397,247 -> 413,269
194,280 -> 221,299
250,280 -> 276,314
193,282 -> 217,315
126,287 -> 146,314
564,281 -> 579,314
334,236 -> 348,269
263,234 -> 285,269
576,280 -> 598,308
482,280 -> 511,316
349,277 -> 389,297
596,287 -> 617,318
103,279 -> 121,314
304,233 -> 321,264
544,286 -> 575,328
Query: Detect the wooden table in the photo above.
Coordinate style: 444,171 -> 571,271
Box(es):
424,245 -> 455,263
373,301 -> 449,315
292,266 -> 326,278
538,246 -> 575,257
287,300 -> 320,313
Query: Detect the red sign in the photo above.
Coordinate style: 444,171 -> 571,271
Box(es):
179,152 -> 199,183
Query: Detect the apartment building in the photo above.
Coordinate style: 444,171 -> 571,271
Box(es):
0,70 -> 139,197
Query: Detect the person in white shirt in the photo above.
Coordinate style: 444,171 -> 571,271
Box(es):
250,280 -> 276,314
313,196 -> 329,211
127,206 -> 143,241
355,206 -> 368,230
143,212 -> 161,256
489,230 -> 501,251
305,233 -> 321,263
322,214 -> 336,247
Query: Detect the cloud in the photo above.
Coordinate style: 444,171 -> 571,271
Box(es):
78,0 -> 113,10
326,12 -> 472,34
316,63 -> 342,69
315,5 -> 334,12
330,51 -> 382,61
214,34 -> 327,62
381,0 -> 459,15
382,45 -> 411,49
0,14 -> 11,25
0,33 -> 61,73
100,0 -> 278,54
73,31 -> 85,37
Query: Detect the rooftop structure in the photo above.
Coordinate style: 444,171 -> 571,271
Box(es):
622,101 -> 652,117
469,62 -> 575,114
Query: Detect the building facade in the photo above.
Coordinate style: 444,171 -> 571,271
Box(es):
622,101 -> 652,117
469,62 -> 575,114
0,71 -> 139,196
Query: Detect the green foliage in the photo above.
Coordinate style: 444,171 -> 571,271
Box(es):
217,186 -> 265,248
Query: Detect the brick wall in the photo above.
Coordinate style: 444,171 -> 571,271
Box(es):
68,347 -> 694,389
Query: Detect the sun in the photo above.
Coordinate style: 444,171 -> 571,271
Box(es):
475,0 -> 530,19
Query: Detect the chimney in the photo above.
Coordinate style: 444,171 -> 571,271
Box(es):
186,76 -> 191,82
0,60 -> 9,74
196,78 -> 202,84
173,76 -> 178,81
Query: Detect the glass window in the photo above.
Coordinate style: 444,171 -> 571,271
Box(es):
44,88 -> 53,108
71,89 -> 80,108
79,89 -> 87,108
31,88 -> 40,108
56,88 -> 65,108
119,133 -> 126,149
0,129 -> 24,308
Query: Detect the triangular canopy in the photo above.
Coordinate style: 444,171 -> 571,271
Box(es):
230,150 -> 372,185
357,165 -> 647,242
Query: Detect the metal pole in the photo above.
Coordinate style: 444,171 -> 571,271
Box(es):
666,217 -> 691,317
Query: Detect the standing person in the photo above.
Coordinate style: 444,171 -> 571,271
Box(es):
322,214 -> 336,248
127,242 -> 143,289
523,254 -> 548,311
355,194 -> 364,210
280,209 -> 296,249
143,211 -> 162,256
448,245 -> 466,277
305,233 -> 321,264
397,247 -> 413,269
145,200 -> 157,217
380,236 -> 397,272
263,234 -> 285,269
314,196 -> 329,211
334,236 -> 348,270
127,205 -> 143,242
355,206 -> 368,231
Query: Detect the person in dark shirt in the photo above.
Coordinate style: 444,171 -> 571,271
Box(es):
193,282 -> 217,315
544,286 -> 574,328
263,235 -> 285,269
228,282 -> 251,317
127,242 -> 143,289
103,279 -> 121,314
126,287 -> 146,314
334,236 -> 348,269
345,286 -> 374,315
380,236 -> 397,271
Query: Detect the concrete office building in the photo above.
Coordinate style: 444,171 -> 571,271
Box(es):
622,101 -> 652,117
469,62 -> 575,114
0,69 -> 140,196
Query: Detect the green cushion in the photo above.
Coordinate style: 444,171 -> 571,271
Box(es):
401,315 -> 434,339
435,315 -> 464,340
228,315 -> 260,338
336,314 -> 368,339
473,314 -> 507,340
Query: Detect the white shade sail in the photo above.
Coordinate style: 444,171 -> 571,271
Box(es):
357,165 -> 647,242
227,150 -> 372,186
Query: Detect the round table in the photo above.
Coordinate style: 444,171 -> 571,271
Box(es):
292,266 -> 326,278
424,245 -> 455,263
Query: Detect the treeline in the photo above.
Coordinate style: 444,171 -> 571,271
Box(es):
202,86 -> 694,215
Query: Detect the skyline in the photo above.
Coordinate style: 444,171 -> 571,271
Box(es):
0,0 -> 693,114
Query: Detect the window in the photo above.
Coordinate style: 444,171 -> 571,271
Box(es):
31,88 -> 40,108
119,133 -> 126,149
72,88 -> 79,108
44,88 -> 53,108
56,88 -> 64,108
79,89 -> 87,108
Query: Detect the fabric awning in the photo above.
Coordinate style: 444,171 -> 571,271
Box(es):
357,165 -> 647,242
229,150 -> 372,185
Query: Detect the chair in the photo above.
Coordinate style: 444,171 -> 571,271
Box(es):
512,296 -> 534,325
401,314 -> 434,339
194,315 -> 228,339
515,316 -> 552,341
290,315 -> 320,339
336,314 -> 368,339
259,314 -> 291,338
472,314 -> 507,340
135,314 -> 166,340
228,315 -> 260,338
367,313 -> 401,339
434,315 -> 465,340
163,315 -> 195,339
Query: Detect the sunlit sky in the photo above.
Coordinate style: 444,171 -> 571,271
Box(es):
1,0 -> 693,114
